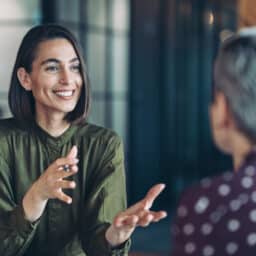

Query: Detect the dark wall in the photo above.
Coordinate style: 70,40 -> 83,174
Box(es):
129,0 -> 236,209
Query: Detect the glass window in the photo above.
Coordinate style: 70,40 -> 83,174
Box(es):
110,0 -> 130,31
0,0 -> 40,20
86,33 -> 107,93
56,0 -> 79,23
87,0 -> 107,28
88,100 -> 107,128
111,37 -> 129,93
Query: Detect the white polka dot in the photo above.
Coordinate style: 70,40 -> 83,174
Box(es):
201,178 -> 212,188
178,205 -> 188,218
183,223 -> 195,235
241,176 -> 253,189
184,242 -> 196,254
249,209 -> 256,222
227,219 -> 240,232
201,223 -> 213,235
226,242 -> 238,255
251,191 -> 256,203
229,199 -> 241,212
218,184 -> 231,196
245,166 -> 255,176
194,197 -> 209,214
223,172 -> 233,181
202,245 -> 215,256
247,233 -> 256,246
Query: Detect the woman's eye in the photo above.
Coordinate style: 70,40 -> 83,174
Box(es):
70,65 -> 81,73
45,66 -> 59,72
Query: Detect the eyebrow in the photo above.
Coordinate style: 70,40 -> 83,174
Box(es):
40,57 -> 80,66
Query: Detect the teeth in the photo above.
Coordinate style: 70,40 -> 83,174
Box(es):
55,91 -> 73,97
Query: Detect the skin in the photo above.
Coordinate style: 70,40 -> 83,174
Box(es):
210,90 -> 253,171
18,38 -> 167,247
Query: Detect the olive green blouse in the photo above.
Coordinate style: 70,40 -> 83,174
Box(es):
0,118 -> 130,256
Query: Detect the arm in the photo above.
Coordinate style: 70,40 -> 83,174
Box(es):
0,147 -> 79,256
0,156 -> 38,256
81,135 -> 130,256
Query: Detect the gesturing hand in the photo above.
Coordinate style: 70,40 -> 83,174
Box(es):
105,184 -> 167,247
22,146 -> 79,222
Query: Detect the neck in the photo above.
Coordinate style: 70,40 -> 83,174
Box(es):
232,133 -> 253,171
35,113 -> 71,137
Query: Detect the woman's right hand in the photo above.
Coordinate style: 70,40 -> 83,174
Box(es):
22,145 -> 79,222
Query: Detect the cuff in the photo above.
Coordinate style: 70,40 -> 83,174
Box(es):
11,204 -> 39,239
110,239 -> 131,256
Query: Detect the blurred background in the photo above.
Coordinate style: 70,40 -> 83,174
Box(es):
0,0 -> 254,255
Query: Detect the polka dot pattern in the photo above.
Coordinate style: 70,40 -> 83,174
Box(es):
218,184 -> 231,196
226,242 -> 238,255
173,158 -> 256,256
247,233 -> 256,246
194,197 -> 209,214
202,245 -> 215,256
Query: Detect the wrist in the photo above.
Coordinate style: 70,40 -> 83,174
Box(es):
22,184 -> 47,222
105,224 -> 131,248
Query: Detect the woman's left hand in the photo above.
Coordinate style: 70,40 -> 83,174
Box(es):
105,183 -> 167,247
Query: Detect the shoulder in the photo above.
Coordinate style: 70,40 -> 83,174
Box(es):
0,118 -> 27,137
176,172 -> 235,218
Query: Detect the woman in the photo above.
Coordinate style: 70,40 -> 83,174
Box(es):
171,30 -> 256,255
0,24 -> 166,256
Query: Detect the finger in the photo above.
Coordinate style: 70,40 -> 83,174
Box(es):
54,167 -> 78,180
121,200 -> 145,215
137,213 -> 154,227
120,184 -> 166,216
150,211 -> 168,222
143,183 -> 165,210
67,145 -> 78,159
55,157 -> 79,169
114,214 -> 139,228
56,191 -> 73,204
55,180 -> 76,189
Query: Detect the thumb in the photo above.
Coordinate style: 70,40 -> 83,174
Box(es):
67,145 -> 78,159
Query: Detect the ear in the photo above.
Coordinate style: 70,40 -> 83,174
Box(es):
17,67 -> 32,91
210,91 -> 231,129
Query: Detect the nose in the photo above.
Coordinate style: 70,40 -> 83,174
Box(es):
59,68 -> 73,85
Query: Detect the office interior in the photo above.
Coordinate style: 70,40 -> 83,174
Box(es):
0,0 -> 253,255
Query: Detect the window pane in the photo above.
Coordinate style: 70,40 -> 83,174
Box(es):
86,33 -> 106,92
110,0 -> 130,31
112,99 -> 128,144
87,0 -> 107,28
111,36 -> 129,93
0,26 -> 33,93
89,100 -> 106,127
0,0 -> 40,20
56,0 -> 79,23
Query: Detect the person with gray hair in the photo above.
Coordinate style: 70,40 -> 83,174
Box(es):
171,28 -> 256,255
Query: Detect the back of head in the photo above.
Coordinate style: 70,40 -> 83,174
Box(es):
214,28 -> 256,142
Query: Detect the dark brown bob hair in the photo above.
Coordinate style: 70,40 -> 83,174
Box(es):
8,24 -> 90,123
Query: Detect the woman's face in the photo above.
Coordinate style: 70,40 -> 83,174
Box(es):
25,38 -> 83,119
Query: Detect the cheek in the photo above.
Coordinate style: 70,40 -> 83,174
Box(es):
76,76 -> 83,88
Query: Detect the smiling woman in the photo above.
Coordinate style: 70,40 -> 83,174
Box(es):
0,24 -> 167,256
